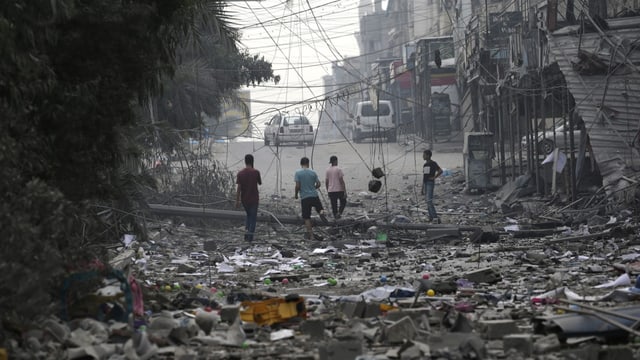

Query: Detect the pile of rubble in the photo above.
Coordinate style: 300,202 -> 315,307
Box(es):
4,169 -> 640,359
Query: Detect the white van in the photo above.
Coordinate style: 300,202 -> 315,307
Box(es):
351,100 -> 396,143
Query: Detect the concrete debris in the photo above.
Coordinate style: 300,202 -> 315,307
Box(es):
477,319 -> 519,340
384,316 -> 417,344
8,162 -> 640,360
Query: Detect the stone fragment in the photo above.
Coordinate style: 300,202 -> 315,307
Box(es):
533,334 -> 562,354
148,311 -> 178,340
176,263 -> 196,273
400,340 -> 431,359
399,344 -> 421,359
43,317 -> 71,343
195,309 -> 219,335
385,316 -> 417,344
463,267 -> 502,284
477,319 -> 519,340
384,308 -> 430,322
458,334 -> 486,359
225,316 -> 246,346
432,278 -> 458,294
451,312 -> 473,333
425,228 -> 462,239
219,305 -> 239,324
341,301 -> 366,318
123,331 -> 158,359
364,303 -> 381,318
319,340 -> 363,360
503,333 -> 534,356
361,327 -> 379,342
599,345 -> 634,360
300,319 -> 325,340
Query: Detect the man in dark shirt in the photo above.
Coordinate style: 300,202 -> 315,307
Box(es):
236,154 -> 262,241
421,149 -> 443,223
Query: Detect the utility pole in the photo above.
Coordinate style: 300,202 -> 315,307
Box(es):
416,39 -> 432,147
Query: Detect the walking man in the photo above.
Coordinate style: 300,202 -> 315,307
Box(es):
294,157 -> 328,240
325,155 -> 347,219
421,149 -> 443,223
236,154 -> 261,241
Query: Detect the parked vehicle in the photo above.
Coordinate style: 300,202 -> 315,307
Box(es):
264,114 -> 314,146
431,92 -> 452,136
521,123 -> 582,154
350,100 -> 396,143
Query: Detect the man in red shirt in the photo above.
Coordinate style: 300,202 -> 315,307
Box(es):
236,154 -> 262,241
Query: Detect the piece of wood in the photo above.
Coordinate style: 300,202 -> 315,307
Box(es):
147,204 -> 482,232
546,230 -> 613,243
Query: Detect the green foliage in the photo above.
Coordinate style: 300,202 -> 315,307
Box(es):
148,14 -> 279,136
0,0 -> 269,325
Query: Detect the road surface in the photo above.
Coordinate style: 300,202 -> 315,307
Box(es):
212,139 -> 463,198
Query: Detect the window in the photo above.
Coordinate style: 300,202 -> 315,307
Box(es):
286,116 -> 309,125
361,104 -> 391,116
269,114 -> 281,125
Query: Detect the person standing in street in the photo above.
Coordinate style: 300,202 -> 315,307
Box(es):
236,154 -> 261,242
294,157 -> 328,240
421,149 -> 443,223
325,155 -> 347,219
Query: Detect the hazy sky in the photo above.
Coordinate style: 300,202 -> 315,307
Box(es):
229,0 -> 363,136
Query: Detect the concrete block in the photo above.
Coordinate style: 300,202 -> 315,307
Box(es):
503,333 -> 534,356
429,332 -> 482,354
361,327 -> 379,342
599,345 -> 634,360
478,319 -> 519,340
463,267 -> 501,284
241,322 -> 258,338
341,301 -> 366,318
451,312 -> 473,333
218,305 -> 239,324
399,344 -> 421,359
386,316 -> 417,344
533,334 -> 561,354
558,346 -> 598,360
300,319 -> 325,340
364,303 -> 381,318
384,308 -> 430,322
459,334 -> 487,359
318,340 -> 362,360
407,340 -> 431,357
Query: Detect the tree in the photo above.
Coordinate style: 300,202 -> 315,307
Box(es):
146,18 -> 279,143
0,0 -> 275,324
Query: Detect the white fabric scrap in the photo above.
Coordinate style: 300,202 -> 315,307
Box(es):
564,288 -> 616,302
270,329 -> 294,341
594,273 -> 630,289
541,150 -> 567,173
312,246 -> 337,254
216,263 -> 235,273
358,285 -> 415,301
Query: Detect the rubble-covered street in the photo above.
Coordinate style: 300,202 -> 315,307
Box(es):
5,1 -> 640,359
7,139 -> 640,360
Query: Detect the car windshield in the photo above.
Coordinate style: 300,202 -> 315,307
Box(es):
361,103 -> 391,116
284,116 -> 309,125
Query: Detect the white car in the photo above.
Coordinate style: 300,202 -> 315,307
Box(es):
521,123 -> 582,154
264,114 -> 315,146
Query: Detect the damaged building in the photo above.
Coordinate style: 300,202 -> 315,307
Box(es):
321,0 -> 640,211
